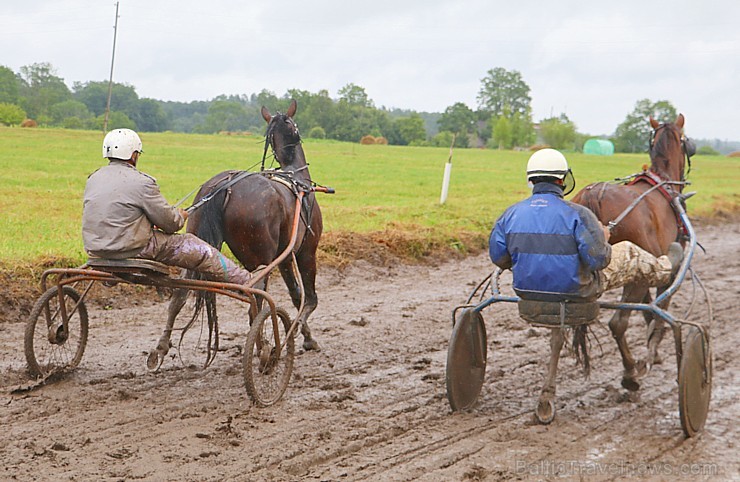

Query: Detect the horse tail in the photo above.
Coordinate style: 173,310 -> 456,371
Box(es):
194,189 -> 228,249
185,187 -> 228,366
178,289 -> 219,368
572,324 -> 591,378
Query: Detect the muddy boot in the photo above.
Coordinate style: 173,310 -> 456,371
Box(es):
667,242 -> 684,278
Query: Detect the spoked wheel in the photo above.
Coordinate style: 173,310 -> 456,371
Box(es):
25,286 -> 89,378
678,326 -> 712,437
243,306 -> 294,407
446,308 -> 488,411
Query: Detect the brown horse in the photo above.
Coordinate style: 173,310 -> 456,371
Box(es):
572,113 -> 691,391
147,100 -> 324,369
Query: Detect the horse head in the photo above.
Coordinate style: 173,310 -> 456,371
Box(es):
648,113 -> 688,185
261,99 -> 305,171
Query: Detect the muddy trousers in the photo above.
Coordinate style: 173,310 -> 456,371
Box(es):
599,241 -> 673,292
138,231 -> 251,284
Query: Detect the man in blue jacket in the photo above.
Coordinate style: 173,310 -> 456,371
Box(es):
489,148 -> 682,302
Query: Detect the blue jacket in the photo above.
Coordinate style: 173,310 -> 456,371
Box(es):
489,182 -> 611,301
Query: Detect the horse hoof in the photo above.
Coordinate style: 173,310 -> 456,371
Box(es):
303,339 -> 321,352
146,351 -> 164,372
621,376 -> 641,392
535,399 -> 556,424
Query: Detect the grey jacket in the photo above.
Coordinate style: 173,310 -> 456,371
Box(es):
82,161 -> 185,259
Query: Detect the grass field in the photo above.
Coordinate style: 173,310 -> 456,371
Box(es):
1,127 -> 738,267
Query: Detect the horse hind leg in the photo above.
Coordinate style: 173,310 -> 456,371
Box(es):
536,328 -> 565,424
147,286 -> 189,371
610,283 -> 650,391
644,287 -> 671,367
278,258 -> 320,352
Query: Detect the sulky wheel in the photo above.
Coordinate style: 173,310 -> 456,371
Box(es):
25,285 -> 89,379
243,306 -> 294,407
678,326 -> 712,437
446,308 -> 488,411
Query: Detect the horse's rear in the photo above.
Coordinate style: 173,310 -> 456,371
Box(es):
572,114 -> 689,391
183,169 -> 323,351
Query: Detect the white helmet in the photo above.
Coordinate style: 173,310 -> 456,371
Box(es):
102,128 -> 142,159
526,148 -> 569,180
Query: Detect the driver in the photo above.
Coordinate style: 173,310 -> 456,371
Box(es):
82,128 -> 255,284
489,148 -> 683,301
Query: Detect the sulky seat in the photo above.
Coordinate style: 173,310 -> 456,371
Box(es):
517,299 -> 600,327
86,257 -> 176,285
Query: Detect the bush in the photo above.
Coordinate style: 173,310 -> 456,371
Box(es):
62,117 -> 85,129
0,103 -> 27,126
307,126 -> 326,139
695,145 -> 719,156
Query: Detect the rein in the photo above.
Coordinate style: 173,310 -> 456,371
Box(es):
185,171 -> 254,213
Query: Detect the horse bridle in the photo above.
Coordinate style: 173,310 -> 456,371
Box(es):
261,113 -> 302,171
649,123 -> 693,181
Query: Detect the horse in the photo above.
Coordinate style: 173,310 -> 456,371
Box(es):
147,99 -> 324,370
571,113 -> 691,391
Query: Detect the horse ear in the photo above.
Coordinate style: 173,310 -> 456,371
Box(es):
649,116 -> 660,129
261,106 -> 271,123
287,99 -> 297,118
675,113 -> 685,129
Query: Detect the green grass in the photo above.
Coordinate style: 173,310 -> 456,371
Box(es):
1,127 -> 738,265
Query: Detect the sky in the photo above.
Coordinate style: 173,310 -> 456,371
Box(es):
2,0 -> 739,140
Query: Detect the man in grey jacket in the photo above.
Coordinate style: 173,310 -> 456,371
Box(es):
82,128 -> 253,284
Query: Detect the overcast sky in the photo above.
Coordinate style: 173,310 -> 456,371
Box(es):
2,1 -> 739,140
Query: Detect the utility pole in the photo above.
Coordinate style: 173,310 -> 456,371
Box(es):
103,1 -> 120,132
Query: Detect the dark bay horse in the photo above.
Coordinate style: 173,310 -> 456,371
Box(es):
572,114 -> 691,391
147,100 -> 323,369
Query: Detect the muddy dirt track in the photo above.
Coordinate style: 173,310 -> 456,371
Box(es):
1,222 -> 738,481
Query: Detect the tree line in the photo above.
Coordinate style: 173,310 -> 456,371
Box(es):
0,62 -> 729,154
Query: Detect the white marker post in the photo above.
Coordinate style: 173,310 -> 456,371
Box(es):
440,133 -> 456,204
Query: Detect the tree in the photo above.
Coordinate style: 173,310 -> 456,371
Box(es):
613,99 -> 678,153
301,89 -> 334,134
0,102 -> 26,125
510,111 -> 535,147
131,98 -> 170,132
194,100 -> 250,133
338,83 -> 373,108
539,114 -> 577,150
477,68 -> 535,148
477,67 -> 532,118
438,102 -> 474,147
491,115 -> 512,149
17,62 -> 71,119
89,111 -> 136,130
0,65 -> 19,104
49,100 -> 92,126
394,114 -> 427,145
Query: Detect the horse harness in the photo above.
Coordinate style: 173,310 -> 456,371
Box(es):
186,168 -> 318,243
586,169 -> 691,239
